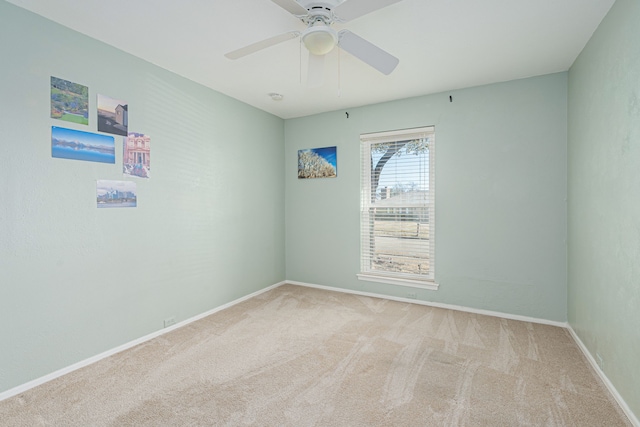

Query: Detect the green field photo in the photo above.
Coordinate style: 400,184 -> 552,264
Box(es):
51,77 -> 89,125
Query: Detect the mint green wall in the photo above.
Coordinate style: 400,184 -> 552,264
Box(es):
568,0 -> 640,418
0,1 -> 285,394
285,73 -> 568,321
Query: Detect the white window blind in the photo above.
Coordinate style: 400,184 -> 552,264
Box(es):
358,126 -> 437,289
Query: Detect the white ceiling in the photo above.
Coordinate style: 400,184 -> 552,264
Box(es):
7,0 -> 615,119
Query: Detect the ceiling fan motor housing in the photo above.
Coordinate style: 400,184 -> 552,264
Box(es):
297,0 -> 342,16
298,0 -> 342,55
225,0 -> 401,75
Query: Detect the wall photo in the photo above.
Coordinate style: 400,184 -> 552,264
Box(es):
51,126 -> 115,163
97,94 -> 128,136
50,76 -> 89,125
298,146 -> 337,179
96,180 -> 137,208
123,132 -> 150,178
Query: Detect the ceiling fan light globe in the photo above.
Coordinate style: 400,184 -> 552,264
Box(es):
302,27 -> 337,56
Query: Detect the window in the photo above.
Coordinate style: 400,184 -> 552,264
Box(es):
358,126 -> 437,290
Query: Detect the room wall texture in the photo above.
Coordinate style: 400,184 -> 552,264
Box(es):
0,1 -> 285,394
568,0 -> 640,418
285,73 -> 568,322
9,0 -> 638,417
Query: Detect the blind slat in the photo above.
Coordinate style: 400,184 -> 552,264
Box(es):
360,127 -> 436,282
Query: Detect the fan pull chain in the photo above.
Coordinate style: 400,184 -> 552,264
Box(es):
299,39 -> 302,84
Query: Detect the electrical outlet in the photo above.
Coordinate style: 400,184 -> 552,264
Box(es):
406,292 -> 417,299
596,352 -> 604,370
164,316 -> 176,328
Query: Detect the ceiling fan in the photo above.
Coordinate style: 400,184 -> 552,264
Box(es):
225,0 -> 404,82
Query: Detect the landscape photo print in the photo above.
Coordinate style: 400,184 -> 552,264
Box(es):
51,126 -> 115,164
50,76 -> 89,125
298,146 -> 337,179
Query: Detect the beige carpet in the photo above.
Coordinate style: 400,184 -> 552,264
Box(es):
0,284 -> 631,426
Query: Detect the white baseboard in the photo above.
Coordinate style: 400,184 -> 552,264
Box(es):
285,280 -> 568,328
567,326 -> 639,427
286,280 -> 638,425
0,281 -> 286,403
4,279 -> 637,427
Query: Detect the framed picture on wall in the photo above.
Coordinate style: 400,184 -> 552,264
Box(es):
298,146 -> 337,179
97,94 -> 128,136
96,180 -> 137,208
123,132 -> 151,178
51,126 -> 115,164
50,76 -> 89,125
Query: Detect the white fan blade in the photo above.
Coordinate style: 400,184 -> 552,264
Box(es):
307,53 -> 325,87
271,0 -> 308,16
337,30 -> 399,75
333,0 -> 404,22
225,31 -> 300,60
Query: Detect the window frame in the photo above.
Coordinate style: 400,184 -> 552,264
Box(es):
357,126 -> 438,291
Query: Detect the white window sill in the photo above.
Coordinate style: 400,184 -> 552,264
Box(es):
357,273 -> 439,291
